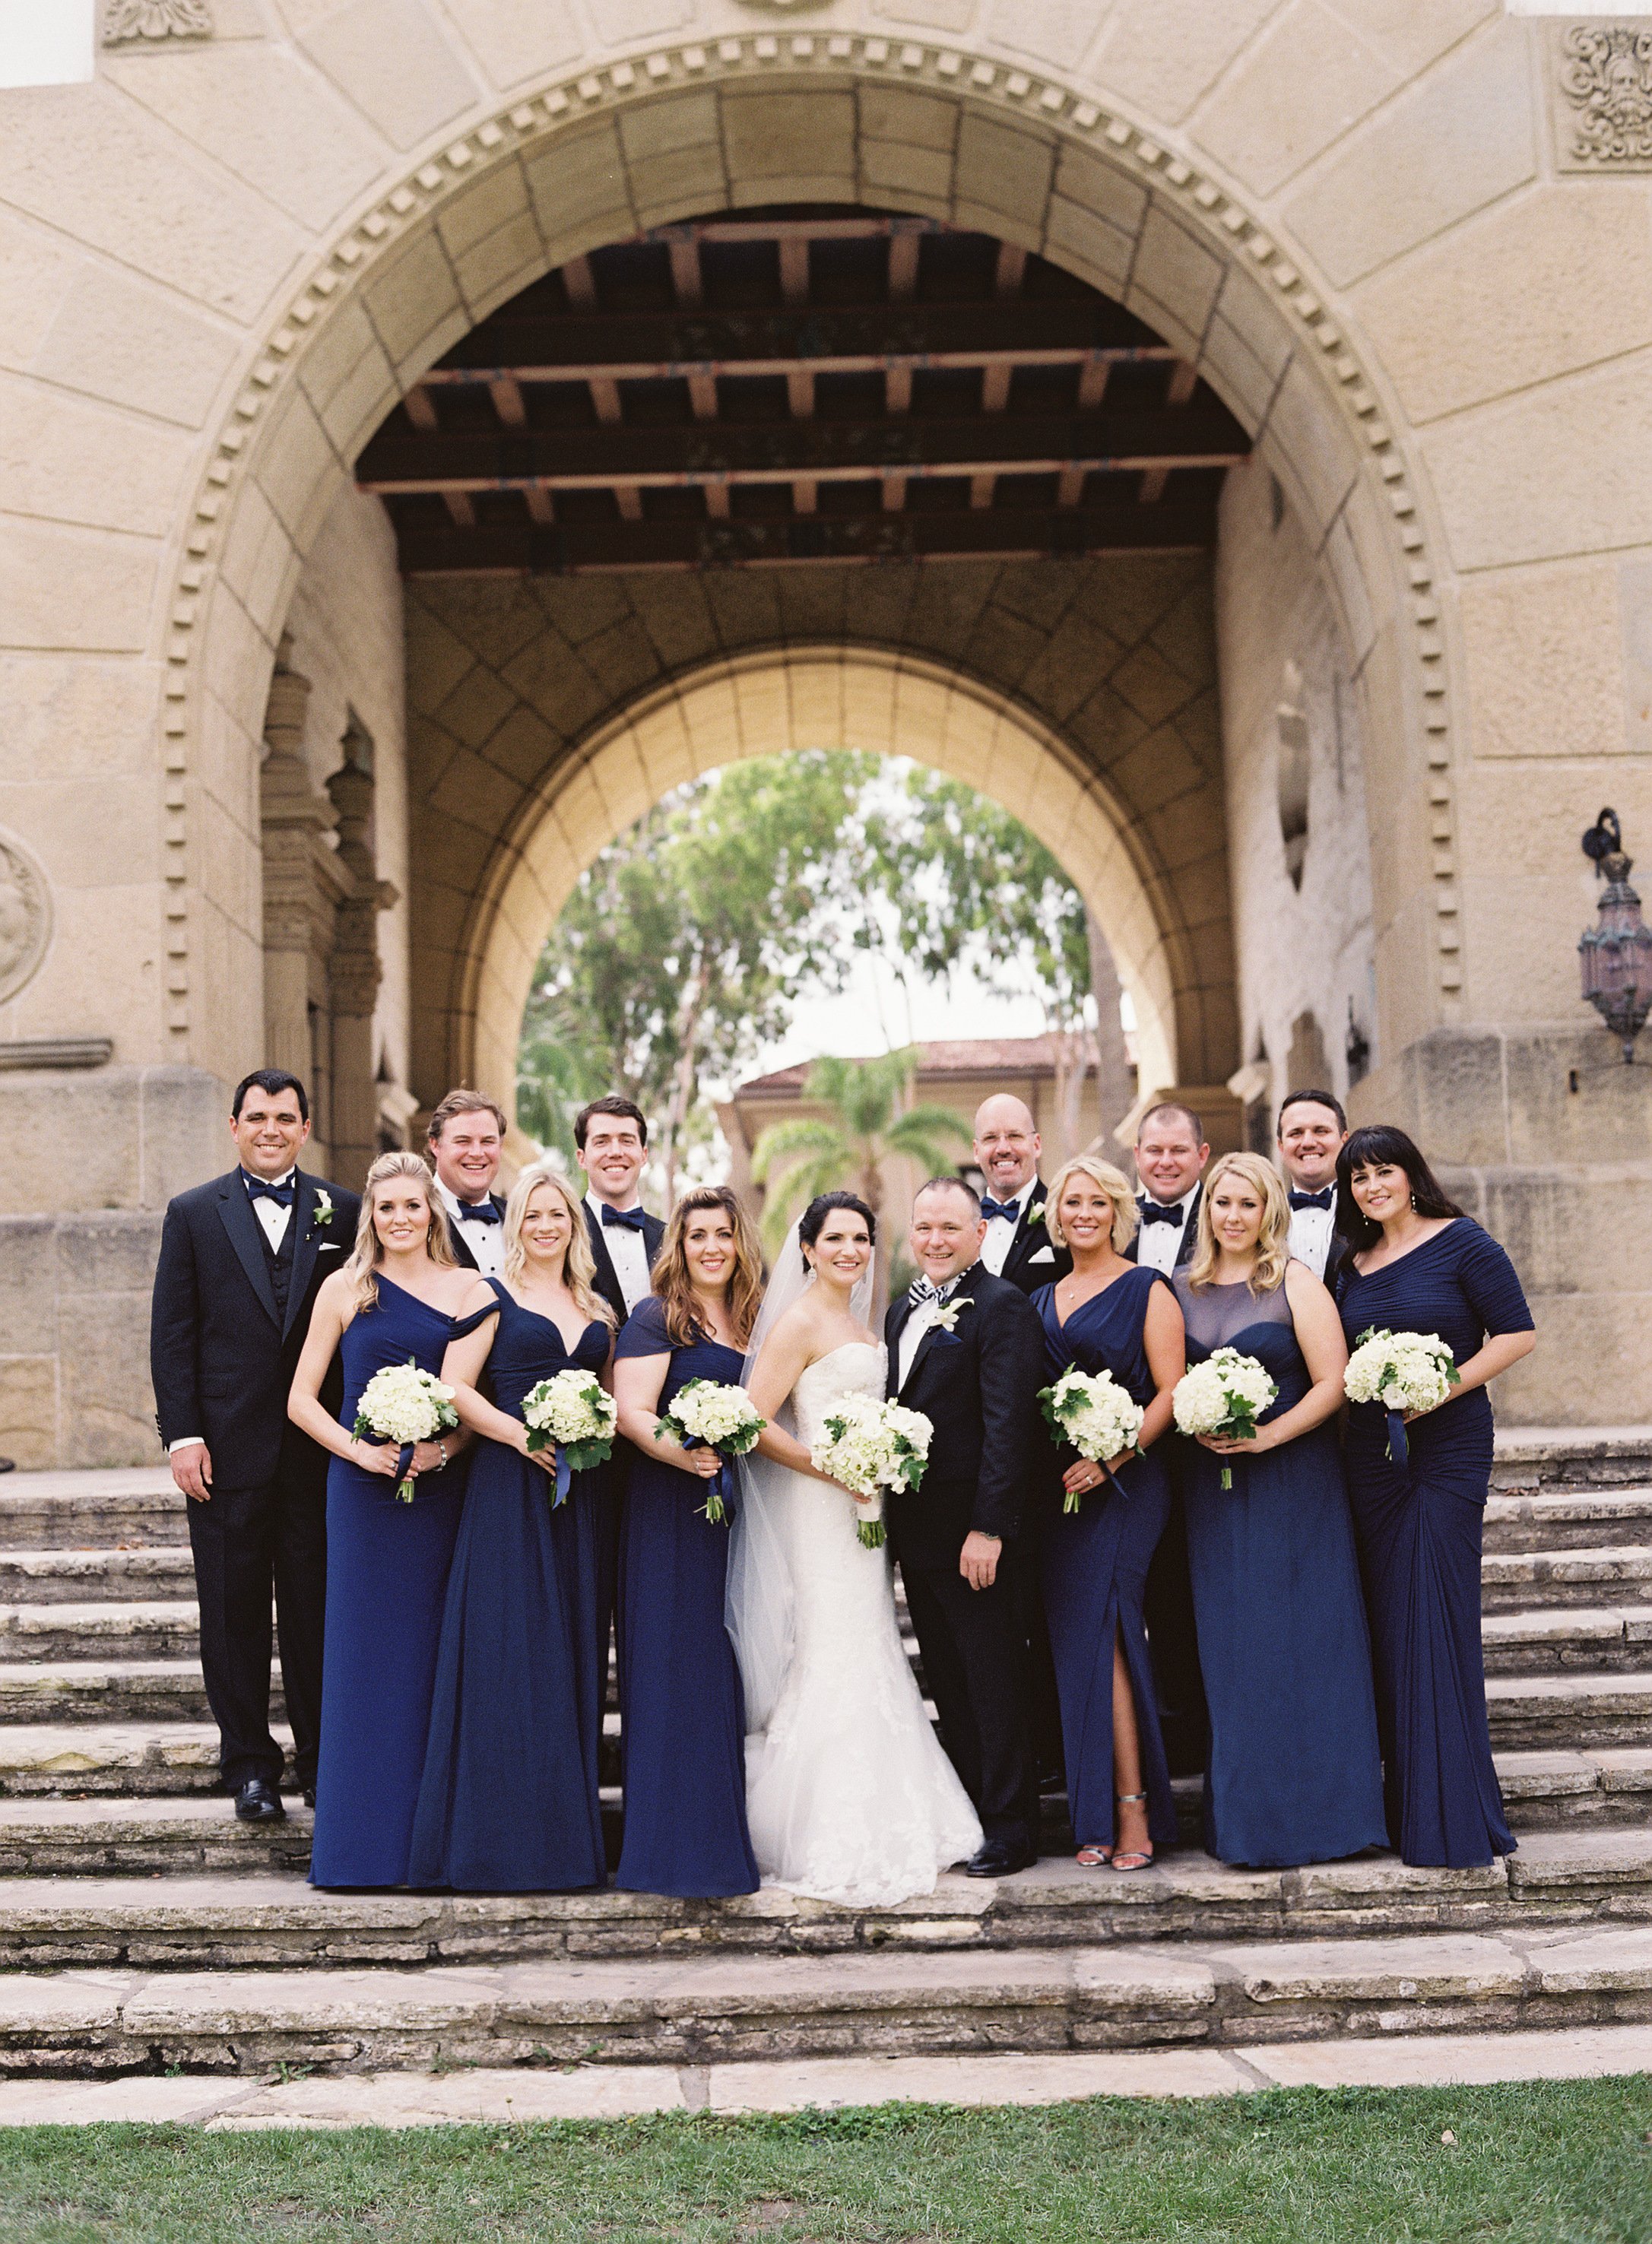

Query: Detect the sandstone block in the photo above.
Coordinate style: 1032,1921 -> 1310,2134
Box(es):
1228,1935 -> 1526,2004
297,0 -> 477,153
1194,0 -> 1399,198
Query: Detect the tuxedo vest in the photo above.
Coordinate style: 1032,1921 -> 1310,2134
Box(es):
253,1203 -> 297,1323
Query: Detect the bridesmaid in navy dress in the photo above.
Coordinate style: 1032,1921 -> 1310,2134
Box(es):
1334,1125 -> 1536,1868
409,1164 -> 617,1891
611,1185 -> 763,1898
1032,1156 -> 1184,1873
287,1152 -> 483,1888
1174,1152 -> 1387,1868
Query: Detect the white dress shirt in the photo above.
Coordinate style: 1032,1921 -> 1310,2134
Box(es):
978,1179 -> 1035,1278
170,1168 -> 294,1453
587,1192 -> 651,1314
436,1175 -> 505,1279
897,1275 -> 966,1390
1134,1183 -> 1201,1276
1287,1186 -> 1339,1280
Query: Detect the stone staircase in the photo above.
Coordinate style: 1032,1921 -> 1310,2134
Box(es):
0,1435 -> 1649,2084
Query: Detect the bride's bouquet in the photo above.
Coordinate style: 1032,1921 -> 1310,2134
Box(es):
351,1358 -> 459,1502
655,1378 -> 766,1523
810,1393 -> 934,1549
521,1369 -> 618,1507
1172,1349 -> 1277,1488
1038,1368 -> 1146,1512
1344,1326 -> 1460,1466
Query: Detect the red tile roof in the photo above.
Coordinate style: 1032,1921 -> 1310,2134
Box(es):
735,1035 -> 1065,1098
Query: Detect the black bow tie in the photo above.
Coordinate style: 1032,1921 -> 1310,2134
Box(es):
456,1199 -> 502,1225
979,1196 -> 1018,1224
244,1175 -> 295,1208
1289,1187 -> 1335,1212
601,1203 -> 648,1232
1138,1199 -> 1184,1227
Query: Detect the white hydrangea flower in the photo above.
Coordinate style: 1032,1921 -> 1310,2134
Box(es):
351,1359 -> 459,1501
521,1370 -> 617,1466
1172,1348 -> 1278,1487
1038,1368 -> 1145,1509
1344,1328 -> 1459,1416
810,1391 -> 934,1547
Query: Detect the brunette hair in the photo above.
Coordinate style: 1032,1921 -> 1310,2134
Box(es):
502,1162 -> 615,1329
652,1186 -> 764,1349
1137,1100 -> 1205,1145
1278,1087 -> 1348,1134
427,1087 -> 509,1143
1335,1124 -> 1465,1253
233,1069 -> 308,1123
798,1191 -> 877,1268
1186,1151 -> 1291,1296
1043,1155 -> 1139,1255
341,1152 -> 455,1313
575,1095 -> 648,1150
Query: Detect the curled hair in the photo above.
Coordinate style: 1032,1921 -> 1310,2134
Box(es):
341,1152 -> 455,1314
503,1162 -> 615,1329
798,1190 -> 877,1267
1336,1124 -> 1464,1253
1044,1155 -> 1139,1255
653,1186 -> 764,1349
1187,1152 -> 1290,1296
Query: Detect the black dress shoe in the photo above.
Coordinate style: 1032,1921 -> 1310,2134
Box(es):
233,1777 -> 287,1824
302,1788 -> 316,1809
964,1837 -> 1037,1878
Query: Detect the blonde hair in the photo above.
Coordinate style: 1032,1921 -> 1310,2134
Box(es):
502,1162 -> 615,1329
654,1186 -> 764,1349
1044,1155 -> 1140,1255
341,1151 -> 455,1313
1186,1152 -> 1291,1296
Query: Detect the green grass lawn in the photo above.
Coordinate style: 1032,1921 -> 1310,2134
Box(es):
0,2079 -> 1647,2244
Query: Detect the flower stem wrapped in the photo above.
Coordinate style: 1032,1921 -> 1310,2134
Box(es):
1343,1326 -> 1460,1466
655,1378 -> 766,1523
810,1393 -> 934,1548
1038,1368 -> 1145,1513
521,1370 -> 618,1506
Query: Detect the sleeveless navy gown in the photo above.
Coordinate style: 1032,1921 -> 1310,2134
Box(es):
1337,1219 -> 1534,1868
309,1279 -> 479,1888
1174,1273 -> 1387,1868
613,1296 -> 758,1897
1033,1266 -> 1178,1853
408,1281 -> 610,1891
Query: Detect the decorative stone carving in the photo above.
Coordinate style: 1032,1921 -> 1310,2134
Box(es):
1557,26 -> 1652,170
103,0 -> 212,44
733,1 -> 833,10
0,832 -> 52,1006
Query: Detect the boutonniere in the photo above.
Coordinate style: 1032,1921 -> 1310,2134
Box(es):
1026,1202 -> 1046,1228
932,1298 -> 971,1334
311,1190 -> 335,1231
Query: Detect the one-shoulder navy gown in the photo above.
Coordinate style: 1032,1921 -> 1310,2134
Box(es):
309,1279 -> 477,1888
1033,1266 -> 1177,1853
1174,1273 -> 1387,1868
1338,1219 -> 1534,1868
408,1281 -> 612,1891
614,1295 -> 758,1898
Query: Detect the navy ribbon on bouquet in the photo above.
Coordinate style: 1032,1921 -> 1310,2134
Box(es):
395,1442 -> 415,1487
1384,1409 -> 1410,1469
682,1434 -> 734,1520
553,1444 -> 572,1509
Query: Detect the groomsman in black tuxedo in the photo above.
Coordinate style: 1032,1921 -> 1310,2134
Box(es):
426,1089 -> 509,1275
886,1177 -> 1046,1878
149,1070 -> 359,1822
971,1094 -> 1072,1295
575,1095 -> 664,1325
1278,1087 -> 1351,1288
1127,1099 -> 1210,1776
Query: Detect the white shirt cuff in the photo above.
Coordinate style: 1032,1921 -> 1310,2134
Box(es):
167,1437 -> 205,1453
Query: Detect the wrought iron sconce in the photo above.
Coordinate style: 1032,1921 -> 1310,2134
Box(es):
1579,810 -> 1652,1063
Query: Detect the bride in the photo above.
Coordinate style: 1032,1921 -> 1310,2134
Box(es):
728,1191 -> 981,1906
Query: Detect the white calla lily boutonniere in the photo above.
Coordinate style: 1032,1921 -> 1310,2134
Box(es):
931,1297 -> 970,1334
1026,1201 -> 1046,1228
312,1189 -> 335,1231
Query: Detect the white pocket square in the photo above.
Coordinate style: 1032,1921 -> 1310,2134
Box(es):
1028,1246 -> 1056,1264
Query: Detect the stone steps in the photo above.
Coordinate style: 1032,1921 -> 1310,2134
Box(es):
1491,1431 -> 1652,1494
0,1472 -> 184,1552
1486,1669 -> 1652,1751
1482,1487 -> 1652,1553
1481,1606 -> 1652,1675
0,1828 -> 1649,1969
1481,1547 -> 1652,1611
0,1602 -> 201,1662
0,1660 -> 249,1726
8,1920 -> 1652,2078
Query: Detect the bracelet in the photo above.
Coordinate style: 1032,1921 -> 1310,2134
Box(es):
436,1439 -> 449,1468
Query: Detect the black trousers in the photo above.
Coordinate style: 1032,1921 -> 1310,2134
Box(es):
1143,1476 -> 1209,1778
900,1547 -> 1035,1849
185,1465 -> 326,1789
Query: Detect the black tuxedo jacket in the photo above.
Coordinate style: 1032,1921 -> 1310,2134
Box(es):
883,1266 -> 1046,1564
583,1198 -> 666,1329
150,1168 -> 360,1494
442,1191 -> 508,1273
1127,1183 -> 1202,1271
994,1181 -> 1073,1296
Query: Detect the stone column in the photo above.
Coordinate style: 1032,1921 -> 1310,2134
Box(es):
326,751 -> 398,1193
258,644 -> 344,1166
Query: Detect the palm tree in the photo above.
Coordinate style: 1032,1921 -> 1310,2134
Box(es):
750,1049 -> 972,1313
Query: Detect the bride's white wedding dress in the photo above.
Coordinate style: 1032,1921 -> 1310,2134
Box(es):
743,1340 -> 982,1906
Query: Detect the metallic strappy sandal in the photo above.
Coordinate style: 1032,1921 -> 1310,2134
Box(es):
1111,1789 -> 1153,1873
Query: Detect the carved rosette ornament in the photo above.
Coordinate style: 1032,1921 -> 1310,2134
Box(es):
103,0 -> 212,44
0,832 -> 53,1006
1559,26 -> 1652,167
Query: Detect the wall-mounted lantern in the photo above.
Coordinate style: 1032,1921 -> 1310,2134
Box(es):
1579,810 -> 1652,1063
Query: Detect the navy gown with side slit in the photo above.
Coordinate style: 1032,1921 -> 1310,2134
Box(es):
408,1280 -> 611,1891
1337,1219 -> 1534,1868
309,1278 -> 479,1889
1032,1266 -> 1177,1853
1174,1273 -> 1387,1868
613,1295 -> 758,1898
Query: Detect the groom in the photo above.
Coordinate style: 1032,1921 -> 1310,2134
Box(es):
886,1177 -> 1046,1877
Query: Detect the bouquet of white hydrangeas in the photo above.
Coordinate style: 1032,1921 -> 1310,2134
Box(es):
521,1369 -> 618,1507
1172,1349 -> 1278,1488
810,1393 -> 934,1549
1038,1368 -> 1146,1513
351,1358 -> 459,1502
655,1378 -> 766,1523
1343,1326 -> 1460,1466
